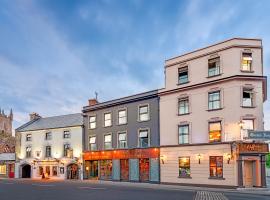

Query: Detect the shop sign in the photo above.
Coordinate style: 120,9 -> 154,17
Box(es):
238,143 -> 269,153
248,131 -> 270,140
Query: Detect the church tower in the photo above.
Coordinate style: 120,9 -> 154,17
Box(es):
0,108 -> 13,135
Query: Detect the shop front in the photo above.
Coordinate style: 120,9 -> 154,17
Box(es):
0,153 -> 15,178
83,148 -> 160,183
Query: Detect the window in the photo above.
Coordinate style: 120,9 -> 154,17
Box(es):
0,165 -> 6,175
26,146 -> 32,158
178,67 -> 188,84
209,122 -> 222,142
178,98 -> 189,115
89,116 -> 96,129
63,130 -> 70,139
179,157 -> 190,177
118,132 -> 127,148
242,119 -> 254,130
63,144 -> 70,157
52,166 -> 58,176
45,166 -> 50,176
139,129 -> 149,148
139,105 -> 149,121
45,132 -> 52,140
242,88 -> 254,107
178,125 -> 189,144
104,134 -> 112,149
208,57 -> 220,77
208,91 -> 221,110
104,113 -> 112,127
39,166 -> 43,176
89,136 -> 97,151
209,156 -> 223,178
26,134 -> 32,142
242,53 -> 252,71
118,109 -> 127,125
45,146 -> 51,158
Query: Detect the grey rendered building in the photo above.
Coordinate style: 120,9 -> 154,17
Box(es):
82,90 -> 160,182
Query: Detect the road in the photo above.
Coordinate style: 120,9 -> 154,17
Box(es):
0,179 -> 269,200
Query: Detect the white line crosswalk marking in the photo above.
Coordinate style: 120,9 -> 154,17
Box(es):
194,191 -> 229,200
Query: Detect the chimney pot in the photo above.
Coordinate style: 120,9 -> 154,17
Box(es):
29,112 -> 41,121
88,99 -> 98,106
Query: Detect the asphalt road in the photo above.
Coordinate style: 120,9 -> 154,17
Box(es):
0,179 -> 269,200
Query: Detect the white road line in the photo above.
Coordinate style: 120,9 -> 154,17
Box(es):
32,184 -> 55,187
0,182 -> 14,185
78,186 -> 106,190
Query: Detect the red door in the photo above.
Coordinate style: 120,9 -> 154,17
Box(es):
8,164 -> 14,178
139,158 -> 149,182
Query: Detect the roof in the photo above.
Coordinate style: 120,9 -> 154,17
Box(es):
16,113 -> 83,132
83,89 -> 158,112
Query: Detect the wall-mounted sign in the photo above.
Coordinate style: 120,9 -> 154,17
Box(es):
238,143 -> 269,153
248,131 -> 270,140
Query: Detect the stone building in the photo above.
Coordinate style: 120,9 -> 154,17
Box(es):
0,108 -> 13,135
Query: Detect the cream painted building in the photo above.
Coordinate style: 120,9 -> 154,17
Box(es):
15,113 -> 83,180
159,38 -> 268,188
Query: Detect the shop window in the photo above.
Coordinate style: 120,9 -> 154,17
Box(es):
100,160 -> 112,180
89,136 -> 97,151
208,57 -> 220,77
45,146 -> 51,158
209,121 -> 222,142
138,105 -> 149,121
26,146 -> 32,158
178,97 -> 189,115
179,157 -> 190,178
26,134 -> 32,141
0,165 -> 6,175
178,66 -> 188,84
89,116 -> 96,129
209,156 -> 223,178
39,166 -> 43,176
178,125 -> 189,144
242,88 -> 254,107
242,53 -> 252,71
104,113 -> 112,127
139,129 -> 149,148
118,132 -> 127,148
208,91 -> 221,110
104,134 -> 112,149
52,166 -> 58,176
45,132 -> 52,140
63,130 -> 71,139
45,166 -> 50,176
118,109 -> 127,125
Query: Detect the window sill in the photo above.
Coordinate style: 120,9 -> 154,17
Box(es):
178,176 -> 192,179
178,113 -> 191,116
240,70 -> 254,73
207,108 -> 223,112
209,141 -> 222,144
137,119 -> 150,123
241,106 -> 256,108
103,125 -> 113,128
89,128 -> 97,130
208,177 -> 225,180
177,81 -> 190,86
117,123 -> 128,126
207,73 -> 223,78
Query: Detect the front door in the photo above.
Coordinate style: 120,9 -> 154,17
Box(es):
8,164 -> 14,178
244,161 -> 253,187
67,164 -> 79,179
89,161 -> 98,178
139,158 -> 149,182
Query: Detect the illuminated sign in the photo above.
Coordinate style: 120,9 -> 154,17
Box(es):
248,131 -> 270,140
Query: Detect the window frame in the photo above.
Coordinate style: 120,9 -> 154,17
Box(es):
89,115 -> 97,129
118,108 -> 127,125
209,121 -> 222,143
208,57 -> 221,77
241,52 -> 253,72
208,90 -> 221,110
63,130 -> 71,139
138,128 -> 150,148
178,124 -> 189,144
209,156 -> 223,179
0,165 -> 7,175
26,134 -> 32,142
104,133 -> 112,150
242,88 -> 254,107
63,143 -> 71,157
178,97 -> 189,115
26,146 -> 32,158
117,131 -> 127,149
178,66 -> 189,85
45,146 -> 52,158
45,131 -> 52,140
178,157 -> 191,178
104,112 -> 112,127
138,104 -> 150,122
89,135 -> 97,151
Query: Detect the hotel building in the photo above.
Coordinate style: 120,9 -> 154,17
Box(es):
82,90 -> 160,182
15,113 -> 83,180
159,38 -> 268,188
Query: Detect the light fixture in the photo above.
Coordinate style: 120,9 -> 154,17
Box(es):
238,120 -> 245,129
86,166 -> 89,171
196,154 -> 202,164
160,155 -> 166,164
224,153 -> 231,164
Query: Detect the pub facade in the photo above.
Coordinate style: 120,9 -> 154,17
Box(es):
82,90 -> 160,182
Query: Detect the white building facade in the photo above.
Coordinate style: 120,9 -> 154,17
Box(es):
15,113 -> 83,180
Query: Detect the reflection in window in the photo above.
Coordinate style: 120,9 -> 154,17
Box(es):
209,156 -> 223,178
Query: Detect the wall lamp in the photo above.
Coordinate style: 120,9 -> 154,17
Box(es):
224,153 -> 232,164
196,154 -> 202,164
160,155 -> 166,164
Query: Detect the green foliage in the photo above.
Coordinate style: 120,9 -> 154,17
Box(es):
266,153 -> 270,168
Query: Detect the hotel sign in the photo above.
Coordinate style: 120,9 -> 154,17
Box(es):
238,143 -> 269,154
248,131 -> 270,140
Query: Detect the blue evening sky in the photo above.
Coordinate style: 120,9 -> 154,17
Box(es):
0,0 -> 270,130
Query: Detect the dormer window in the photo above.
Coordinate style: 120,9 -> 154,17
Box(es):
242,53 -> 252,71
208,57 -> 220,77
178,67 -> 188,84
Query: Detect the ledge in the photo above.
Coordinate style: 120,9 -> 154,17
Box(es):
241,106 -> 256,108
207,73 -> 223,78
208,177 -> 226,180
240,70 -> 255,73
178,112 -> 191,116
177,81 -> 190,86
178,176 -> 192,179
206,108 -> 223,112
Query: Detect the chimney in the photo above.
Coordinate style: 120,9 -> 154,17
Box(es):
88,99 -> 98,106
29,112 -> 41,121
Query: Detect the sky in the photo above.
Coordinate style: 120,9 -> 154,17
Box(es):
0,0 -> 270,131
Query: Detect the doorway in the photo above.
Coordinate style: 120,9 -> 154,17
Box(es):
120,159 -> 129,181
67,164 -> 79,179
244,161 -> 254,187
8,164 -> 14,178
21,164 -> 31,178
85,160 -> 98,179
139,158 -> 149,182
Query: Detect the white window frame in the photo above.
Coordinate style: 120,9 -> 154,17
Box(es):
118,108 -> 127,125
178,97 -> 189,115
104,112 -> 112,127
178,66 -> 189,84
89,135 -> 97,151
89,115 -> 97,129
208,91 -> 221,110
117,131 -> 127,149
138,128 -> 150,148
104,133 -> 112,149
138,104 -> 150,122
178,124 -> 189,144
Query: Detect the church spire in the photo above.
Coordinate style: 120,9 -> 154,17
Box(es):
9,108 -> 13,121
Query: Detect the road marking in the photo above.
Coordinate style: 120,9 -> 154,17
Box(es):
78,186 -> 106,190
0,182 -> 14,185
194,191 -> 228,200
32,184 -> 55,187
